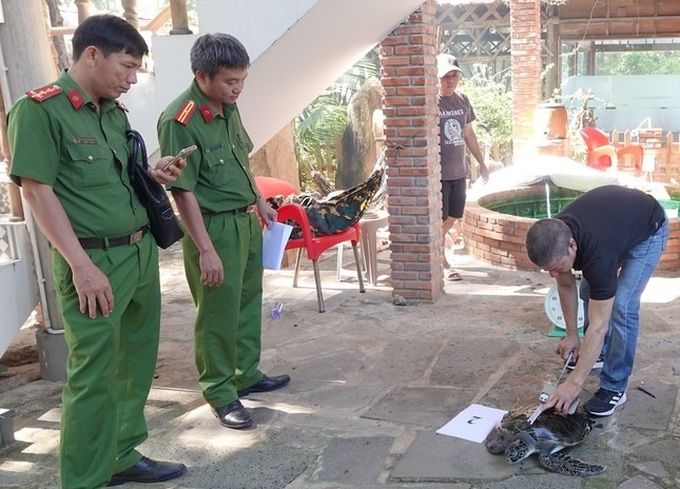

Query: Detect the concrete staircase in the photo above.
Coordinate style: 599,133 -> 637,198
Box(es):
125,0 -> 424,153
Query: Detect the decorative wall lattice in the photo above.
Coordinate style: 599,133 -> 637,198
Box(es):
0,223 -> 16,264
436,2 -> 554,91
0,182 -> 10,216
437,2 -> 512,71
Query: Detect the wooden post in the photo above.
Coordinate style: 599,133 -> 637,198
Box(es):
169,0 -> 193,35
121,0 -> 139,30
74,0 -> 90,24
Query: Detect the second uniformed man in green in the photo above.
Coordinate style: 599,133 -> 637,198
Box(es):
157,33 -> 291,429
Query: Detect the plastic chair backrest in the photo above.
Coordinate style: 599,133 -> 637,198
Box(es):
580,127 -> 613,169
255,176 -> 298,200
580,127 -> 610,149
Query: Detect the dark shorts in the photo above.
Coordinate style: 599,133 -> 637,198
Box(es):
442,178 -> 466,219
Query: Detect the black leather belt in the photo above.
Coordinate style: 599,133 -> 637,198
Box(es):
226,204 -> 256,214
78,227 -> 147,249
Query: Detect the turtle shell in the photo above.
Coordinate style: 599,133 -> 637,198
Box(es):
512,404 -> 589,445
484,404 -> 604,476
485,404 -> 593,455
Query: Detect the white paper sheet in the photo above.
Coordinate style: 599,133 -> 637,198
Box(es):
262,222 -> 293,270
436,404 -> 508,443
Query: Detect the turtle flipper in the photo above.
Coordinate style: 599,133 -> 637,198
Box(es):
538,452 -> 605,476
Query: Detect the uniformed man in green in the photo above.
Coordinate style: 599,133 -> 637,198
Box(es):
157,33 -> 291,430
8,15 -> 186,488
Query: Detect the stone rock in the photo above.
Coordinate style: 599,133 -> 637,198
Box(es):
337,77 -> 385,189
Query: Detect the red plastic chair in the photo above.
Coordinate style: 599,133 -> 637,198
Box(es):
580,127 -> 643,174
255,176 -> 365,313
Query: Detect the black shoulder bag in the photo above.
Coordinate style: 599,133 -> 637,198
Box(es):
126,129 -> 184,249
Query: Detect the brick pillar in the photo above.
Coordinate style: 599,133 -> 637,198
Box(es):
510,0 -> 542,157
380,0 -> 444,303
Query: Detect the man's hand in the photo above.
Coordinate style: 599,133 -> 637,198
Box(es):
199,249 -> 224,287
543,377 -> 583,416
149,155 -> 187,185
256,198 -> 278,228
20,179 -> 115,319
170,188 -> 224,286
71,261 -> 115,318
479,164 -> 490,184
555,334 -> 581,363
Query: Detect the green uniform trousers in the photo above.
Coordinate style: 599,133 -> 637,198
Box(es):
54,234 -> 160,489
183,211 -> 264,408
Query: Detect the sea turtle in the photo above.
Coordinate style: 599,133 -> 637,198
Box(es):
484,404 -> 605,476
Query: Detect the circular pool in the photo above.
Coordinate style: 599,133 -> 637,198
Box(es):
463,185 -> 680,272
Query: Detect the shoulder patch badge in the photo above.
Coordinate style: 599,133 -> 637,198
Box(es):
174,100 -> 197,125
68,89 -> 84,110
26,85 -> 62,102
200,104 -> 214,123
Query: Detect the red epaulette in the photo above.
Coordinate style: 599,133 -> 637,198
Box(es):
26,85 -> 62,102
174,100 -> 197,125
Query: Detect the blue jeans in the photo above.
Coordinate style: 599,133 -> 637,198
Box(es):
579,220 -> 669,392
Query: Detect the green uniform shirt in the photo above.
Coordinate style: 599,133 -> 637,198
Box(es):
157,81 -> 258,213
8,71 -> 148,238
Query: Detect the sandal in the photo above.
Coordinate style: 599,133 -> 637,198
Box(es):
446,270 -> 463,281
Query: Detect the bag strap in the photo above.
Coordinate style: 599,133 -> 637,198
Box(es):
126,130 -> 149,183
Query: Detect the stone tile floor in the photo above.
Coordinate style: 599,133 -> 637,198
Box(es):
1,243 -> 679,488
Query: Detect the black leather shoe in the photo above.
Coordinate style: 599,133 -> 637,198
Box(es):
238,374 -> 291,397
213,399 -> 253,429
107,456 -> 186,486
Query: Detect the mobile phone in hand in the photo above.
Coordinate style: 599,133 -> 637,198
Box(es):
162,145 -> 198,171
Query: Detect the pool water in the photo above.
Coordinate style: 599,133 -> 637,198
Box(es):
480,187 -> 582,219
659,199 -> 679,219
481,187 -> 679,220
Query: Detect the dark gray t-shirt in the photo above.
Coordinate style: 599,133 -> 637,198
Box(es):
556,185 -> 666,300
439,92 -> 475,181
